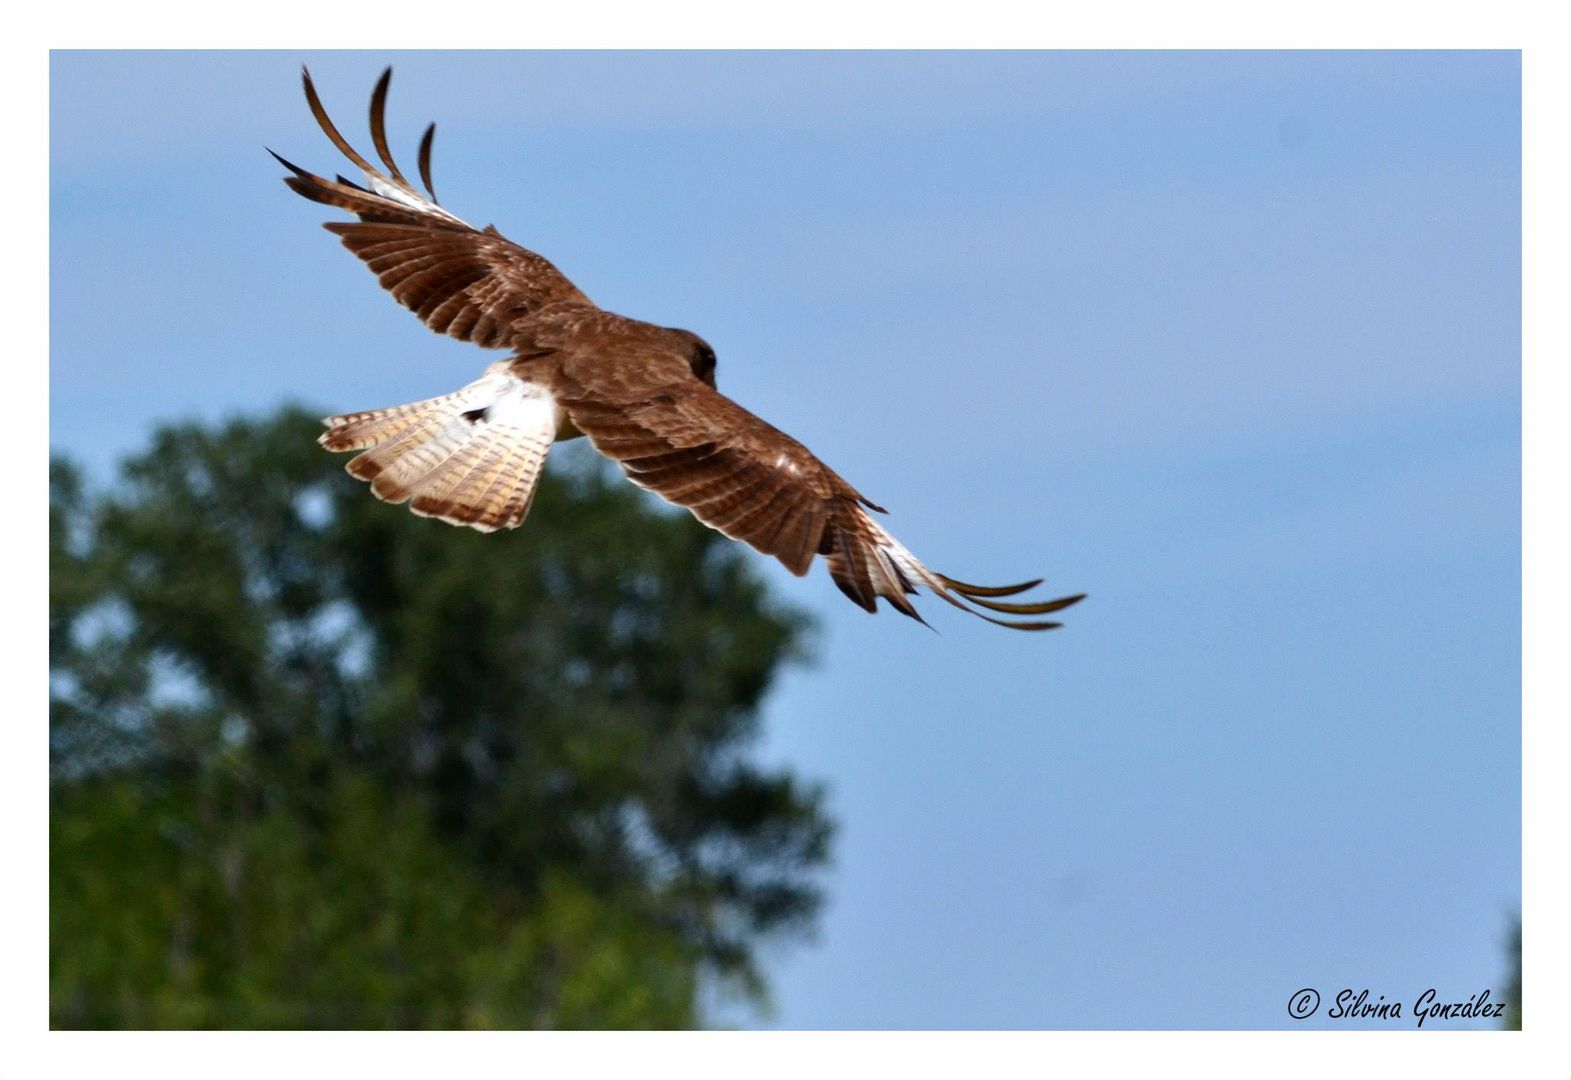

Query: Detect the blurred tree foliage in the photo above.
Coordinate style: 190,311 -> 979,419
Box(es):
50,408 -> 829,1029
1503,916 -> 1520,1030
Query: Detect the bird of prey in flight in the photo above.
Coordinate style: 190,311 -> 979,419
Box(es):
272,68 -> 1085,630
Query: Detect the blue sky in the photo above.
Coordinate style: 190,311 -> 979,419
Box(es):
50,50 -> 1520,1029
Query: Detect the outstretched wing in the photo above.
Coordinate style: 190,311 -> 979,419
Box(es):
546,350 -> 1085,630
271,67 -> 592,348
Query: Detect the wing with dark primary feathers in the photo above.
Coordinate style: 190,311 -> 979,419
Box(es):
270,66 -> 592,348
545,346 -> 1086,630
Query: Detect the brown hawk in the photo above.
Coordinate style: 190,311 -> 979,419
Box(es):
272,68 -> 1085,630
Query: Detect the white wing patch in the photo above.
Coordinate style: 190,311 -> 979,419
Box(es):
365,172 -> 471,227
320,361 -> 558,533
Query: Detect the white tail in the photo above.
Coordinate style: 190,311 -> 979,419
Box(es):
319,361 -> 558,532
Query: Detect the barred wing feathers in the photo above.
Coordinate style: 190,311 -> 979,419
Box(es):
269,67 -> 591,348
549,358 -> 1085,630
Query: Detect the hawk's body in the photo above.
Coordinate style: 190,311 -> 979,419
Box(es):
276,68 -> 1084,629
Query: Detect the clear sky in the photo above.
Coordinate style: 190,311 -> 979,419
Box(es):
50,50 -> 1520,1030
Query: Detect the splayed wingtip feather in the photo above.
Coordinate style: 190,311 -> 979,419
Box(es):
938,574 -> 1046,598
417,123 -> 439,203
368,66 -> 414,189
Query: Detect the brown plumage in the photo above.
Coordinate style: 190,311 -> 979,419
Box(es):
278,67 -> 1085,630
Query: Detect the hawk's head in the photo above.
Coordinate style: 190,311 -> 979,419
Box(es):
667,327 -> 718,389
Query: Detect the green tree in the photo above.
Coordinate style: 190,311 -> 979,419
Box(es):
1503,916 -> 1520,1030
50,408 -> 829,1029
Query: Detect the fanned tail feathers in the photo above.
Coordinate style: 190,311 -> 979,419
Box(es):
320,362 -> 557,533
